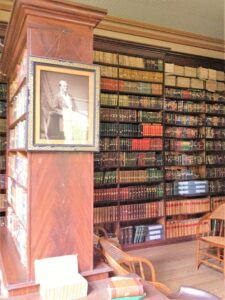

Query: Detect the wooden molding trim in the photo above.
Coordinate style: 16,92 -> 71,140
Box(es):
97,15 -> 225,53
1,0 -> 107,76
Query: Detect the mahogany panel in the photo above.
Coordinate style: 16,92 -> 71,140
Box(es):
29,152 -> 93,276
27,18 -> 93,63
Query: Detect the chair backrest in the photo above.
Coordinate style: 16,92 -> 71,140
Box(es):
210,203 -> 225,221
99,238 -> 156,282
99,237 -> 129,262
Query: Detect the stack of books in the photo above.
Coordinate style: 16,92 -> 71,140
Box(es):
107,276 -> 145,300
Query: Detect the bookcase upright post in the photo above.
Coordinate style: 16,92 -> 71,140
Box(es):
0,0 -> 106,296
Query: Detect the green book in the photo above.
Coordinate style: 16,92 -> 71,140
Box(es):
113,296 -> 145,300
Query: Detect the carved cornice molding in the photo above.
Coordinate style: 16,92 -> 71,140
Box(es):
97,16 -> 225,53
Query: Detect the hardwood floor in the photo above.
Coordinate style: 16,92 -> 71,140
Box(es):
130,240 -> 225,300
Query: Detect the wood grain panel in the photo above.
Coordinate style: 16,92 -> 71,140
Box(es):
29,152 -> 93,277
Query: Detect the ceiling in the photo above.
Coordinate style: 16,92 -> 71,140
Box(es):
0,0 -> 224,40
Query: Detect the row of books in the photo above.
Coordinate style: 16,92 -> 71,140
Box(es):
119,68 -> 163,83
99,137 -> 163,151
0,174 -> 5,189
0,101 -> 6,117
209,180 -> 225,194
94,50 -> 163,71
101,66 -> 164,83
166,180 -> 208,196
94,151 -> 163,168
94,184 -> 164,202
165,140 -> 204,152
120,223 -> 164,245
0,119 -> 6,133
10,84 -> 27,123
100,93 -> 163,110
0,83 -> 7,99
7,207 -> 27,266
166,75 -> 225,92
165,64 -> 225,81
94,201 -> 164,224
165,127 -> 201,139
101,78 -> 163,95
207,167 -> 225,178
118,95 -> 163,109
9,120 -> 26,149
9,49 -> 27,98
0,194 -> 6,209
206,140 -> 225,151
165,153 -> 204,166
206,103 -> 225,114
7,177 -> 27,229
101,107 -> 137,123
100,123 -> 142,137
8,154 -> 28,188
164,100 -> 203,113
206,116 -> 225,127
166,218 -> 210,239
165,113 -> 203,126
166,198 -> 210,215
206,127 -> 225,139
94,169 -> 163,185
0,136 -> 6,151
206,154 -> 225,165
121,138 -> 163,151
0,155 -> 6,170
100,108 -> 162,123
165,168 -> 201,181
165,87 -> 206,100
119,169 -> 163,183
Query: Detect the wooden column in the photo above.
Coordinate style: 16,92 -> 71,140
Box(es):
0,0 -> 106,295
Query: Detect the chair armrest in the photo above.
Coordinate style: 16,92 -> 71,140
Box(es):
118,255 -> 157,282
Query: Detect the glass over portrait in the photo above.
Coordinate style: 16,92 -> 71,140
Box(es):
28,57 -> 100,151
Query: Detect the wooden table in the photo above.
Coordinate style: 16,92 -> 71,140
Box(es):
2,278 -> 170,300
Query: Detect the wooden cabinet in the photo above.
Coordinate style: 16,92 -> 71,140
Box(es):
0,0 -> 106,296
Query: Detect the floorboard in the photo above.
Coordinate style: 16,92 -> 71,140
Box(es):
130,240 -> 225,299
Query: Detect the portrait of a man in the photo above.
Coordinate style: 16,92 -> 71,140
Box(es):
28,57 -> 100,152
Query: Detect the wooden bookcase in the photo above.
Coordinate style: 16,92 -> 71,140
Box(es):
93,37 -> 168,247
93,36 -> 225,249
0,0 -> 106,297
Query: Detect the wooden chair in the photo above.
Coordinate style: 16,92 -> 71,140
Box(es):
94,225 -> 121,248
196,203 -> 225,278
99,237 -> 171,295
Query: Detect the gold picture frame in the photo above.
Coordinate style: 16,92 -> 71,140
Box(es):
28,56 -> 100,151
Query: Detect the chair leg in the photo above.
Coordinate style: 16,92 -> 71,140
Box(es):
196,239 -> 200,269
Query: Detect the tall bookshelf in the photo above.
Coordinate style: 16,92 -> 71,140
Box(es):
93,38 -> 167,246
94,37 -> 225,248
164,66 -> 210,240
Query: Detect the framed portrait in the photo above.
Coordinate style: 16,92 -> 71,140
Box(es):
27,56 -> 100,151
